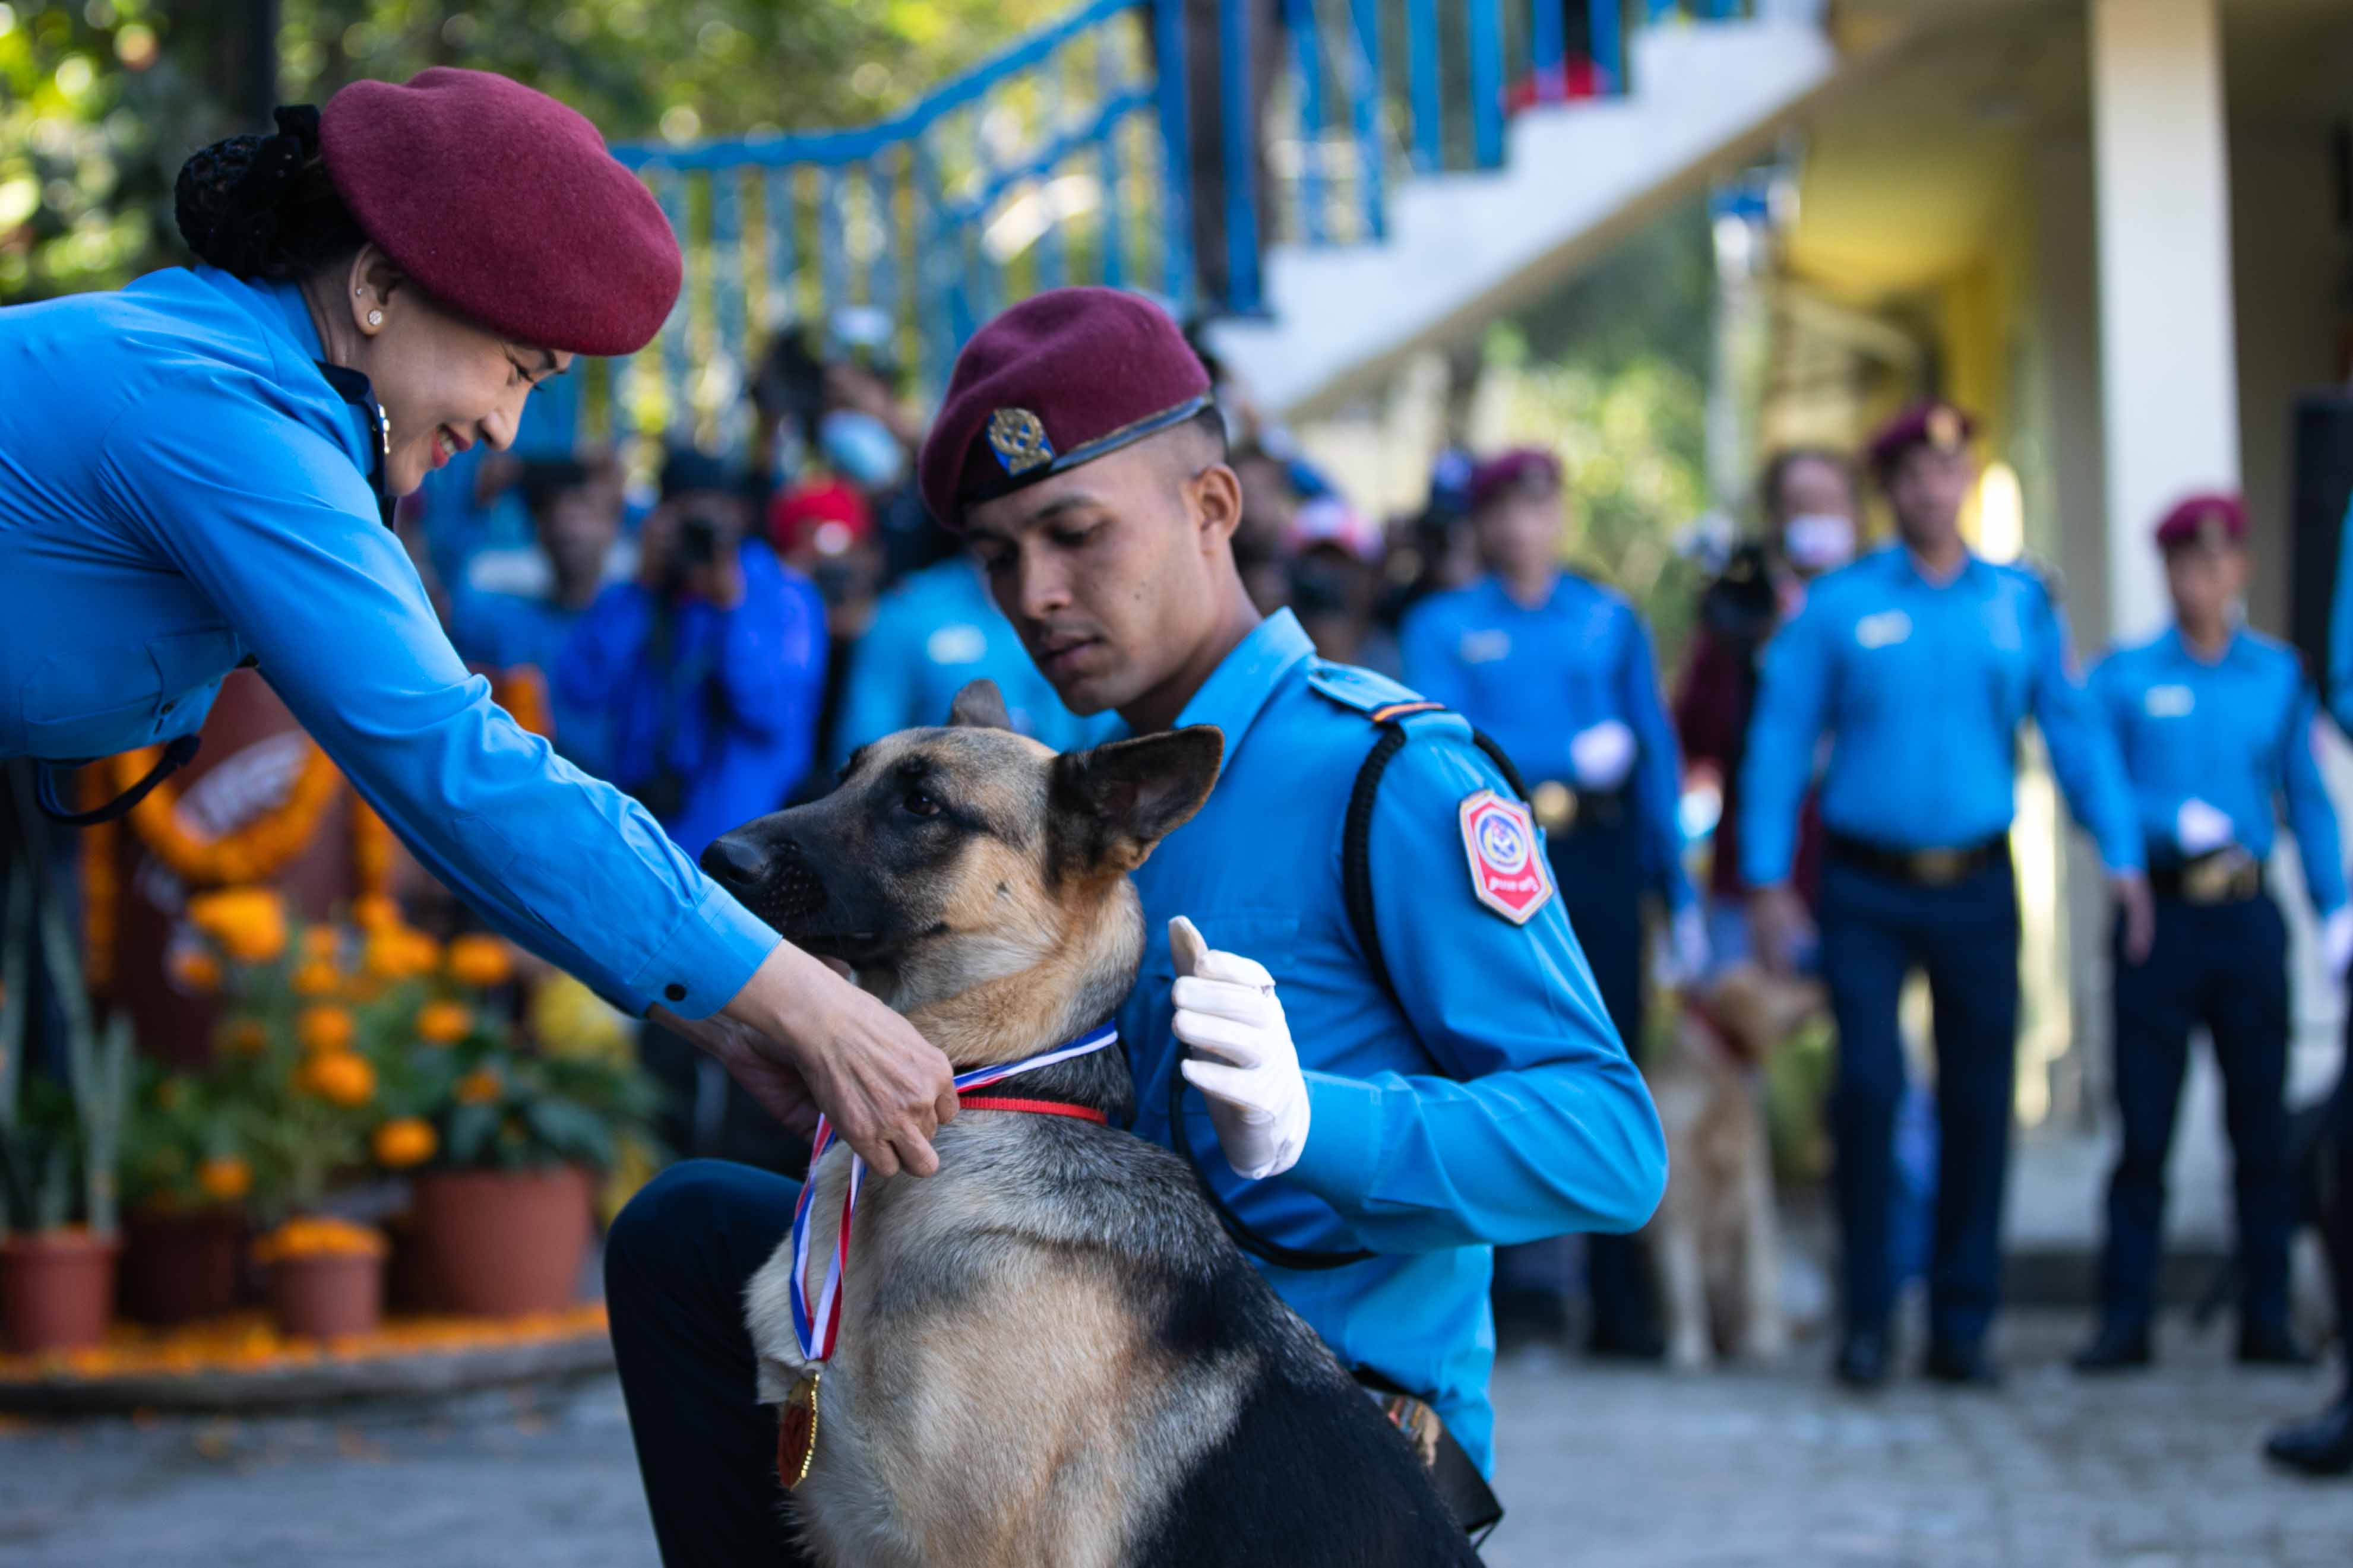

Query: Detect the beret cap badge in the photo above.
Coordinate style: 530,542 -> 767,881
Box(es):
986,408 -> 1054,477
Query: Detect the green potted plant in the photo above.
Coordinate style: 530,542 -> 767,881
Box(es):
0,850 -> 132,1357
118,1060 -> 255,1326
388,946 -> 663,1317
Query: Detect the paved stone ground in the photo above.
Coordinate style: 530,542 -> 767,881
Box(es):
1,1313 -> 2346,1567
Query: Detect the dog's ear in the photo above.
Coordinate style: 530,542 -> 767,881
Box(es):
1049,726 -> 1225,873
945,679 -> 1013,731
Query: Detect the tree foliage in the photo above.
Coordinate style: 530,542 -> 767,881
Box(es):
1,0 -> 1063,303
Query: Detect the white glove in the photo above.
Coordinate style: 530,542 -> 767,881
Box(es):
1655,904 -> 1711,989
1568,720 -> 1637,792
2175,797 -> 2235,856
1169,916 -> 1310,1181
2323,908 -> 2353,980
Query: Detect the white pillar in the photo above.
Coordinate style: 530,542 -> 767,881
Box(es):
2090,0 -> 2239,644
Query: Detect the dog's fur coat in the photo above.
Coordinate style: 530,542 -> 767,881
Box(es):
1643,963 -> 1819,1371
704,683 -> 1476,1568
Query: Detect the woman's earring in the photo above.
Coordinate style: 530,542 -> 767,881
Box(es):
366,309 -> 384,330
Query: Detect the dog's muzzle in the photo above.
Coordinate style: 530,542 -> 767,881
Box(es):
701,831 -> 829,929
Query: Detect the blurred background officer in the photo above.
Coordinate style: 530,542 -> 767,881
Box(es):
1676,446 -> 1861,965
1741,401 -> 2151,1389
444,451 -> 627,777
1402,447 -> 1699,1360
554,448 -> 828,859
2076,493 -> 2345,1374
830,551 -> 1107,768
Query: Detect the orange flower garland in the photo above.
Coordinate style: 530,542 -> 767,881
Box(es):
372,1118 -> 437,1168
111,741 -> 344,888
416,1001 -> 473,1044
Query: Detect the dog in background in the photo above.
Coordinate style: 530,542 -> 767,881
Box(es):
701,681 -> 1478,1568
1643,961 -> 1823,1371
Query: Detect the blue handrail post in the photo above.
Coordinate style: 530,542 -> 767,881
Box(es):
1530,0 -> 1566,103
1347,0 -> 1385,242
711,167 -> 747,384
652,169 -> 692,437
1287,0 -> 1324,248
763,170 -> 799,334
1151,0 -> 1196,308
1406,0 -> 1440,172
1096,23 -> 1127,291
819,166 -> 848,334
1468,0 -> 1504,169
1217,0 -> 1262,315
1593,0 -> 1625,95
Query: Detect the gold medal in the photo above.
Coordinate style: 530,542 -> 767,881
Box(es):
777,1371 -> 820,1491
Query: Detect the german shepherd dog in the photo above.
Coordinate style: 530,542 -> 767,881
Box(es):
700,682 -> 1478,1568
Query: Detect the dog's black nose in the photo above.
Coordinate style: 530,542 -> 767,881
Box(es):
700,832 -> 771,888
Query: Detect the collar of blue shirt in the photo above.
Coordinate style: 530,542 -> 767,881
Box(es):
1169,607 -> 1317,753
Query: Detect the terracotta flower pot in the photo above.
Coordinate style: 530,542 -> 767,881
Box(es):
409,1165 -> 593,1317
119,1209 -> 247,1326
267,1249 -> 385,1341
2,1229 -> 121,1355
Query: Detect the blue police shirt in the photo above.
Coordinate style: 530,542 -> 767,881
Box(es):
553,540 -> 827,859
831,557 -> 1109,767
1119,610 -> 1665,1473
2089,627 -> 2346,913
0,265 -> 776,1018
445,588 -> 613,779
1739,545 -> 2143,886
1399,573 -> 1694,910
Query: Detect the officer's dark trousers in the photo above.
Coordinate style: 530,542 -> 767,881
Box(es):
1818,855 -> 2018,1347
2098,892 -> 2292,1332
606,1160 -> 812,1568
1546,796 -> 1659,1352
2329,1031 -> 2353,1395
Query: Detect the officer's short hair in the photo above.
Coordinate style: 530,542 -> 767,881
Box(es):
1757,446 -> 1854,524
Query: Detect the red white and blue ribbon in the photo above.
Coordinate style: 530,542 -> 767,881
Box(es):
787,1021 -> 1119,1363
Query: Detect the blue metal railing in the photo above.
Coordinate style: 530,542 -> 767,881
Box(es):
608,0 -> 1759,439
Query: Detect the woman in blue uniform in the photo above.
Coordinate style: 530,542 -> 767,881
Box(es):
0,68 -> 956,1179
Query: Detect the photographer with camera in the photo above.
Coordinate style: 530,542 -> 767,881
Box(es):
554,448 -> 828,859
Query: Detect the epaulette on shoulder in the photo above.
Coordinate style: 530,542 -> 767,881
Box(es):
1305,660 -> 1433,723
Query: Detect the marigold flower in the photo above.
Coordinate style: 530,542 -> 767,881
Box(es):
454,1067 -> 504,1105
186,888 -> 287,964
290,958 -> 340,997
363,926 -> 441,981
301,1050 -> 377,1108
195,1155 -> 252,1203
301,926 -> 343,962
445,934 -> 513,989
170,947 -> 222,994
252,1217 -> 387,1263
353,895 -> 401,933
217,1018 -> 270,1058
372,1117 -> 437,1169
297,1005 -> 355,1055
416,1000 -> 473,1045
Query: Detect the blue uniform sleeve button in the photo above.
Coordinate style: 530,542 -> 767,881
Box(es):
664,983 -> 687,1002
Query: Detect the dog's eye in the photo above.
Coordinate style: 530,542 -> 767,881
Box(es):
901,790 -> 943,819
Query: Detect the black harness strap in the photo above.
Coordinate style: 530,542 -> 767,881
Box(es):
35,734 -> 203,827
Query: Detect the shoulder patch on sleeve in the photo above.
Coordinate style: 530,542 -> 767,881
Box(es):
1307,660 -> 1432,721
1459,790 -> 1554,924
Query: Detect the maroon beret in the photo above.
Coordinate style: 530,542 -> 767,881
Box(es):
2153,490 -> 2247,552
1865,400 -> 1976,477
1468,448 -> 1563,515
321,68 -> 680,357
918,287 -> 1212,530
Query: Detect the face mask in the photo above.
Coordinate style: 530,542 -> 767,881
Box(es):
818,410 -> 905,490
1783,513 -> 1855,572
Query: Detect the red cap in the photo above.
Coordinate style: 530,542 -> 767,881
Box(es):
2153,490 -> 2246,552
770,479 -> 874,557
1468,448 -> 1563,515
918,287 -> 1213,530
1285,495 -> 1384,562
321,68 -> 681,357
1865,401 -> 1976,477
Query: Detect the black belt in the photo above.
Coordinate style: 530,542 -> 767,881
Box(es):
1826,831 -> 2009,888
2148,847 -> 2264,905
1528,780 -> 1627,834
1351,1368 -> 1503,1544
